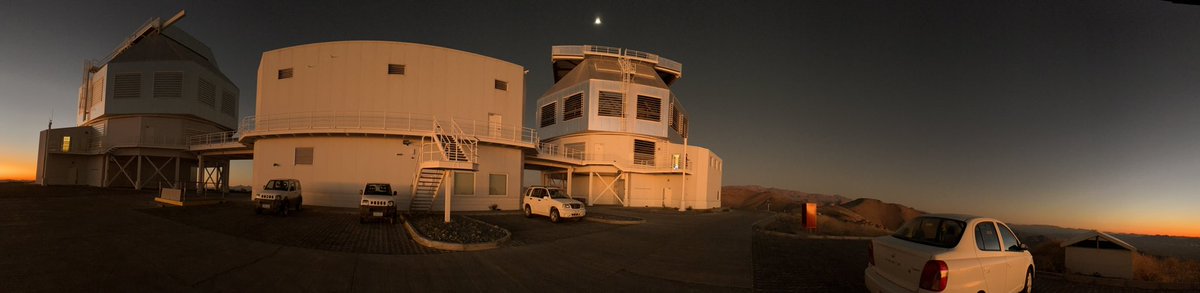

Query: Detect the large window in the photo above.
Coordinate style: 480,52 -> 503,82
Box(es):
670,104 -> 680,131
636,95 -> 661,121
454,172 -> 475,195
892,217 -> 966,248
540,102 -> 556,127
488,174 -> 507,196
633,139 -> 655,166
221,91 -> 237,116
153,72 -> 183,99
975,222 -> 1001,251
294,147 -> 314,165
598,91 -> 624,117
563,93 -> 583,121
112,73 -> 141,99
198,78 -> 216,107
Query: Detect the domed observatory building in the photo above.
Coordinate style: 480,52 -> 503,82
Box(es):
243,41 -> 534,211
528,45 -> 724,209
36,12 -> 239,191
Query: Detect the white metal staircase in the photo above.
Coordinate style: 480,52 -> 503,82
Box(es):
409,119 -> 479,212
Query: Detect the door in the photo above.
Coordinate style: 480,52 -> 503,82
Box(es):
974,221 -> 1009,292
67,166 -> 78,185
663,187 -> 673,207
997,223 -> 1029,292
488,113 -> 502,138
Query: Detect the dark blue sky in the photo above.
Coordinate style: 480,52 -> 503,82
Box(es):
2,0 -> 1199,235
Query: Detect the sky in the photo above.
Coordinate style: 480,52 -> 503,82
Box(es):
2,0 -> 1199,237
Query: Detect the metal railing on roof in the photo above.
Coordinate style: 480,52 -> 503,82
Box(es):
534,142 -> 692,172
185,131 -> 238,146
551,45 -> 682,73
233,111 -> 538,146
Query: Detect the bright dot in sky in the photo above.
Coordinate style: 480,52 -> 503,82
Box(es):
594,17 -> 602,25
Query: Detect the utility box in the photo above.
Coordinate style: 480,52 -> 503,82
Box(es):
802,203 -> 817,232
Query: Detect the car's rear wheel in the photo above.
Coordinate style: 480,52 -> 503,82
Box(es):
280,200 -> 290,216
1022,268 -> 1033,293
550,209 -> 560,223
524,205 -> 533,218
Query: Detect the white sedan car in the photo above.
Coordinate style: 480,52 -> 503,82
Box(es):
865,214 -> 1034,293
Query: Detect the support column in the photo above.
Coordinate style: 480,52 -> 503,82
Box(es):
197,155 -> 205,195
102,154 -> 110,188
566,168 -> 574,200
444,170 -> 452,223
174,155 -> 180,189
221,160 -> 231,197
135,155 -> 143,190
587,172 -> 594,206
623,173 -> 631,207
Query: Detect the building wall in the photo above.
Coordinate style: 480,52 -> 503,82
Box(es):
251,136 -> 524,210
256,41 -> 524,126
84,61 -> 239,129
1064,247 -> 1134,279
536,80 -> 673,141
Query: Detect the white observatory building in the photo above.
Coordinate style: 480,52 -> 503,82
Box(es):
527,45 -> 724,209
35,12 -> 239,191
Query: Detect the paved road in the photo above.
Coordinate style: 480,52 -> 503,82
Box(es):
0,184 -> 766,292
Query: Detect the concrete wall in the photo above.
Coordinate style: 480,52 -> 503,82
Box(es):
251,136 -> 524,210
1065,247 -> 1134,279
256,41 -> 524,125
537,80 -> 674,141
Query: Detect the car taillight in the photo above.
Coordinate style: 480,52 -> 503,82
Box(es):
918,260 -> 948,292
867,242 -> 875,266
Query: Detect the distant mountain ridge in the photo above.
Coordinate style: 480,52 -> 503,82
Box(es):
721,185 -> 849,211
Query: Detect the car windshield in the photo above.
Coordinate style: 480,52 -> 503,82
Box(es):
264,180 -> 289,191
892,217 -> 967,248
364,184 -> 392,195
548,189 -> 569,199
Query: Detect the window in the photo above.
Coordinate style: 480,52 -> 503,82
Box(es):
975,222 -> 1001,251
294,147 -> 313,165
680,116 -> 689,137
153,72 -> 183,98
221,91 -> 237,116
278,68 -> 293,79
636,95 -> 661,121
598,91 -> 624,117
454,172 -> 475,195
634,139 -> 655,166
113,73 -> 141,99
488,174 -> 507,196
997,223 -> 1021,251
893,217 -> 966,248
564,143 -> 585,160
494,79 -> 507,90
387,64 -> 406,75
563,93 -> 583,121
670,104 -> 680,131
198,78 -> 216,107
540,102 -> 556,127
61,136 -> 71,152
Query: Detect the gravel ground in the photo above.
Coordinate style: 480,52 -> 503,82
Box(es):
406,214 -> 508,244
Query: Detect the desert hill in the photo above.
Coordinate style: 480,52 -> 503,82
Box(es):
840,198 -> 926,231
721,185 -> 848,211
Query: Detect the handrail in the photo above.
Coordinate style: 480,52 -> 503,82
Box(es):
185,131 -> 238,146
534,142 -> 692,172
235,111 -> 538,146
551,45 -> 682,73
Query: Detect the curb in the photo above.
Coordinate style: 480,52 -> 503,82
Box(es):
401,214 -> 512,252
583,214 -> 646,225
758,229 -> 875,240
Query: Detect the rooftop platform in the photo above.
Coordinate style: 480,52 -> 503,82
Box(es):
551,45 -> 683,86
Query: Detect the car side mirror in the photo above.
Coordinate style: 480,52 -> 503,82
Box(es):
1019,243 -> 1029,251
543,195 -> 551,199
359,189 -> 364,195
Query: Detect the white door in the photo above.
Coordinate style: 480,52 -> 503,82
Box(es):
974,222 -> 1009,292
663,187 -> 673,207
488,113 -> 502,138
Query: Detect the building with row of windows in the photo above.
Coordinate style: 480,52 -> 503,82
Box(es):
38,12 -> 723,213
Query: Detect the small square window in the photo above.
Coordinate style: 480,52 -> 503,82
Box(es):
295,147 -> 313,165
278,68 -> 294,79
454,172 -> 475,195
61,136 -> 71,153
388,64 -> 405,75
494,79 -> 508,91
488,174 -> 507,196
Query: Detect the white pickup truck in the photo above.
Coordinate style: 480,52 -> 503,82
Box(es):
522,186 -> 586,223
254,179 -> 303,216
865,214 -> 1033,293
